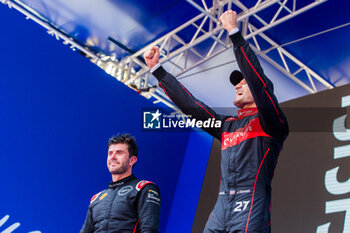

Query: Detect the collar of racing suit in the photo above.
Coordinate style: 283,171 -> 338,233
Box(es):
237,107 -> 258,119
108,174 -> 136,189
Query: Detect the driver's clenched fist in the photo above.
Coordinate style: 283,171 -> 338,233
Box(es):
219,10 -> 238,33
144,46 -> 160,70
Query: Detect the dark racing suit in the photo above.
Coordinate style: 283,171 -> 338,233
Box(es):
152,31 -> 288,233
80,174 -> 161,233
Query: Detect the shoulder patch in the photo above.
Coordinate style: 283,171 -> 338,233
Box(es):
136,180 -> 154,191
99,193 -> 108,200
90,191 -> 102,203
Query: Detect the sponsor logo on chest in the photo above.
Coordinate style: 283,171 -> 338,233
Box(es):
118,185 -> 134,196
222,117 -> 269,150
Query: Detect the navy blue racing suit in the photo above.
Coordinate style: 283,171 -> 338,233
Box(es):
152,31 -> 288,233
80,174 -> 161,233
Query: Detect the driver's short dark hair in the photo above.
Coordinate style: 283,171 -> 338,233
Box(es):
108,133 -> 138,158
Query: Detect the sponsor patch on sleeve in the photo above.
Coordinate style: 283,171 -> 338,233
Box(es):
136,180 -> 153,191
146,189 -> 161,205
90,191 -> 102,203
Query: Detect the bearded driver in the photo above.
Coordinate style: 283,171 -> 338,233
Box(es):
80,134 -> 161,233
144,10 -> 288,233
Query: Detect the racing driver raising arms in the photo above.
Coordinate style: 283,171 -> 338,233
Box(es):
144,10 -> 288,233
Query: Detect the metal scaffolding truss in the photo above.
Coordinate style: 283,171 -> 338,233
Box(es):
117,0 -> 332,107
1,0 -> 180,111
1,0 -> 332,113
1,0 -> 99,60
249,24 -> 334,93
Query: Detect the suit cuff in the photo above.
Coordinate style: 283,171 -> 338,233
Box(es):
229,27 -> 239,35
229,31 -> 246,48
152,65 -> 167,82
150,63 -> 161,73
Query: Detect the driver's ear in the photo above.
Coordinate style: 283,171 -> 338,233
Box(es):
130,156 -> 137,167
